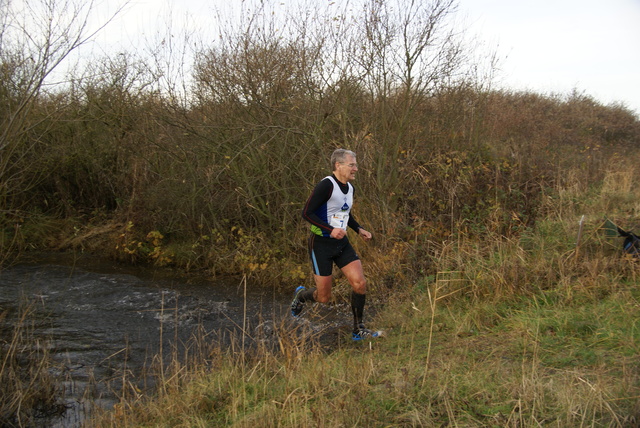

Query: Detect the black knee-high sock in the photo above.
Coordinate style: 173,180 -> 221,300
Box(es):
299,287 -> 316,303
351,291 -> 366,328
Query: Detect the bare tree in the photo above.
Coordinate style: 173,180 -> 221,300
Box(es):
0,0 -> 125,214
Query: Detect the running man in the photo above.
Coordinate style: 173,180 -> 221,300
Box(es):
292,148 -> 380,340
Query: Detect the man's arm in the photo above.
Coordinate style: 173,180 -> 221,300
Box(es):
301,178 -> 334,234
349,215 -> 372,241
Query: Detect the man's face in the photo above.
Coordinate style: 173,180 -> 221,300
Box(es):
337,155 -> 358,181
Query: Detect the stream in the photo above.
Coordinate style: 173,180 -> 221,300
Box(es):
0,253 -> 351,427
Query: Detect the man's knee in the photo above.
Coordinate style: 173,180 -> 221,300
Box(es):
351,278 -> 366,295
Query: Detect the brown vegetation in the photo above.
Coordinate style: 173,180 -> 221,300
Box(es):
2,1 -> 637,287
2,1 -> 640,425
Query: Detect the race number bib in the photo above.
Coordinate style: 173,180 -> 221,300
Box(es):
330,212 -> 349,230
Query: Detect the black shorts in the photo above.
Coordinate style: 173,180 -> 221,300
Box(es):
308,234 -> 360,276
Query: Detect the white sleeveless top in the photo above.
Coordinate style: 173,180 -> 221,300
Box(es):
310,176 -> 353,236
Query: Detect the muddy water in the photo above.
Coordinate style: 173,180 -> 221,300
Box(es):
0,254 -> 351,427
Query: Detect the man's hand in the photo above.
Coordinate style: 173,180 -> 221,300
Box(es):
330,228 -> 347,239
358,228 -> 372,241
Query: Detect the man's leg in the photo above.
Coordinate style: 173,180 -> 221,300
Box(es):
313,275 -> 333,303
293,235 -> 334,317
341,260 -> 366,328
295,275 -> 332,304
291,275 -> 332,317
342,260 -> 379,340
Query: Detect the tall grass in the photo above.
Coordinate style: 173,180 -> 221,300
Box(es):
0,301 -> 65,427
90,291 -> 639,426
85,162 -> 640,427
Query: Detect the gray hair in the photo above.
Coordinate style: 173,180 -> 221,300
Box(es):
331,149 -> 356,171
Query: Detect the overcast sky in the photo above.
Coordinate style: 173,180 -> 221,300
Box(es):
90,0 -> 640,116
460,0 -> 640,115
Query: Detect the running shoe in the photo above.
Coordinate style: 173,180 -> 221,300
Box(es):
352,324 -> 381,341
291,286 -> 306,317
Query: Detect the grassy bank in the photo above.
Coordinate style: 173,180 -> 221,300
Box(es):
89,265 -> 640,426
88,168 -> 640,427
